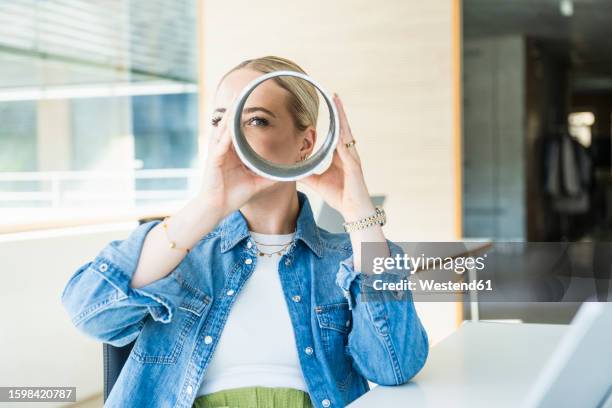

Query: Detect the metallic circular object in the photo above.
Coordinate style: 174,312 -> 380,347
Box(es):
231,70 -> 339,181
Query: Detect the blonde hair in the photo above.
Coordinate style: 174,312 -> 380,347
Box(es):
223,56 -> 319,132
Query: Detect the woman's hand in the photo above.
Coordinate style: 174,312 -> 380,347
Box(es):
301,94 -> 376,223
198,108 -> 277,219
133,105 -> 278,288
302,94 -> 388,271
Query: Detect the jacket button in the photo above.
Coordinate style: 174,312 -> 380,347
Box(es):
322,399 -> 331,407
245,258 -> 253,265
292,295 -> 301,303
186,385 -> 193,395
247,241 -> 253,249
99,263 -> 108,272
204,335 -> 213,344
226,289 -> 235,296
304,346 -> 313,355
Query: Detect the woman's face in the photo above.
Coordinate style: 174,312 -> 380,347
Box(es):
212,68 -> 316,165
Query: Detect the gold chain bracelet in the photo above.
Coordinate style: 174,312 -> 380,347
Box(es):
162,217 -> 191,253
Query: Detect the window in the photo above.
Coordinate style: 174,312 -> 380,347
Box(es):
0,0 -> 200,229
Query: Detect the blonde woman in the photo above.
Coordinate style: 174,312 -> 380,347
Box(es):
61,56 -> 428,408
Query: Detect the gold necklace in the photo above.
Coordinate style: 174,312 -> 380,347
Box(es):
252,240 -> 294,257
252,239 -> 293,247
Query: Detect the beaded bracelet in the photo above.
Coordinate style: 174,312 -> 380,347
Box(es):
342,206 -> 386,233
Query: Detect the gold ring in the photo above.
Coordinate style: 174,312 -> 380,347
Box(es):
345,140 -> 356,149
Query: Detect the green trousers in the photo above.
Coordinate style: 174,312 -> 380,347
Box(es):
192,386 -> 313,408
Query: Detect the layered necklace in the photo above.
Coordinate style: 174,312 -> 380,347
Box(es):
252,239 -> 294,257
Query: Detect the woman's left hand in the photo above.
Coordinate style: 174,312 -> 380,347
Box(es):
301,94 -> 376,223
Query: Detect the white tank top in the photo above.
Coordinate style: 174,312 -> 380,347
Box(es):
197,230 -> 308,396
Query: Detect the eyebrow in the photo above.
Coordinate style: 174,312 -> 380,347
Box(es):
243,107 -> 277,118
213,106 -> 277,118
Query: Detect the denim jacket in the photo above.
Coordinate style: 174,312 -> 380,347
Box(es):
61,192 -> 429,408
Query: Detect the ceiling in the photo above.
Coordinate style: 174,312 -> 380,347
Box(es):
464,0 -> 612,92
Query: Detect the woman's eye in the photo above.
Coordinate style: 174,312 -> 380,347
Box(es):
246,116 -> 269,127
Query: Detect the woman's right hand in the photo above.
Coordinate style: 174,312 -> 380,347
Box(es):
197,109 -> 277,220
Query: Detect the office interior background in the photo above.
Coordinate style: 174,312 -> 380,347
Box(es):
1,0 -> 611,406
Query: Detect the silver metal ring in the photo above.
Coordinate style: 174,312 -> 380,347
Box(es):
231,70 -> 340,181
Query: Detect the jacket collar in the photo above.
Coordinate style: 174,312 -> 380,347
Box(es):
219,191 -> 323,258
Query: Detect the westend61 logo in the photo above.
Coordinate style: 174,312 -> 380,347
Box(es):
366,251 -> 493,297
372,253 -> 487,275
362,242 -> 612,302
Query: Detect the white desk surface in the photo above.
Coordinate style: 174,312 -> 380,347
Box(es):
348,321 -> 569,408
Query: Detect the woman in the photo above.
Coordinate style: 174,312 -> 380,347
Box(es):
61,56 -> 429,408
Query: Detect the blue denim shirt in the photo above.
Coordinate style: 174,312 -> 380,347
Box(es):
61,192 -> 428,408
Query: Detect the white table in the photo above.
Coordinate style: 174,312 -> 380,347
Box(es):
348,321 -> 568,408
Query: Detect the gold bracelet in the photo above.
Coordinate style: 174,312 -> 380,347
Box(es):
342,206 -> 386,233
162,217 -> 191,253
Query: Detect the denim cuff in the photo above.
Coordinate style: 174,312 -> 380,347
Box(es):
336,240 -> 413,309
335,240 -> 410,309
92,220 -> 184,323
